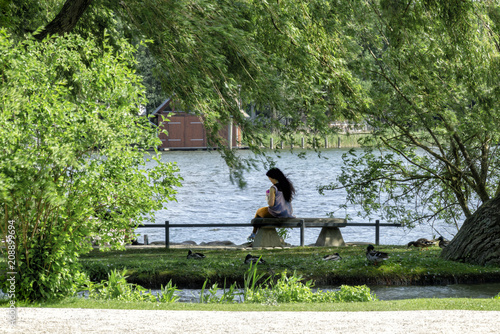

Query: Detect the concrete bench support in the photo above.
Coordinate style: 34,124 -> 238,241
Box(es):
251,218 -> 347,247
253,227 -> 283,247
315,226 -> 345,247
253,225 -> 346,247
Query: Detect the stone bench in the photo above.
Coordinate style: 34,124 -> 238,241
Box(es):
251,218 -> 348,247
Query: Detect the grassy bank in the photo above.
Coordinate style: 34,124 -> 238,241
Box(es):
79,245 -> 500,289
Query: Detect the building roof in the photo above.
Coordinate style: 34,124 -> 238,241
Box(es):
151,97 -> 250,118
151,98 -> 173,116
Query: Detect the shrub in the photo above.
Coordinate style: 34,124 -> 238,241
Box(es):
157,280 -> 181,303
85,269 -> 155,302
316,285 -> 378,303
0,31 -> 181,301
243,263 -> 378,304
80,261 -> 111,283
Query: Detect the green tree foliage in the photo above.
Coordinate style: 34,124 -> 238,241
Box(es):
320,0 -> 500,229
134,43 -> 166,113
3,0 -> 365,181
116,0 -> 364,164
0,31 -> 181,300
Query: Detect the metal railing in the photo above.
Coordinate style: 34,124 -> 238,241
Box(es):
138,219 -> 401,248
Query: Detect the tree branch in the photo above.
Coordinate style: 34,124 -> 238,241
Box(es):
35,0 -> 93,41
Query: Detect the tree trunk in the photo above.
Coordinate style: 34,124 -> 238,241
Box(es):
35,0 -> 93,41
441,194 -> 500,266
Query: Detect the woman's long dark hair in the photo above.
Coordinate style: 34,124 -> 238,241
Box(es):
266,167 -> 295,202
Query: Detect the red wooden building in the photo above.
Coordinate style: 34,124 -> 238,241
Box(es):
151,98 -> 243,150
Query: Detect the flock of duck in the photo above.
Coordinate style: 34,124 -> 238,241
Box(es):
186,250 -> 266,264
186,236 -> 451,266
366,237 -> 450,265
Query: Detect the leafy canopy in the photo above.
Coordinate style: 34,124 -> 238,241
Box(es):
320,0 -> 500,229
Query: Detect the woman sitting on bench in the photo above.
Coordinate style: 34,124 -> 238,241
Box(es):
248,167 -> 296,241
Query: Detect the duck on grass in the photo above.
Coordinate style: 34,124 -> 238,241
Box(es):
187,250 -> 205,259
244,254 -> 266,264
366,245 -> 389,266
407,238 -> 435,250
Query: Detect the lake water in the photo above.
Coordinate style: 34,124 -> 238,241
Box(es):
137,149 -> 461,246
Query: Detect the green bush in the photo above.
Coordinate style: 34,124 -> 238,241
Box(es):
243,264 -> 378,304
85,269 -> 155,302
80,261 -> 111,283
157,280 -> 180,303
0,31 -> 181,301
245,271 -> 314,303
80,269 -> 180,303
318,285 -> 377,303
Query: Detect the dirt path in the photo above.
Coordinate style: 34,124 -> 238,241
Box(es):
2,308 -> 500,333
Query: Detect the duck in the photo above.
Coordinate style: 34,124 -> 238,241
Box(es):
407,238 -> 435,250
366,245 -> 389,265
322,253 -> 342,261
187,250 -> 205,259
437,236 -> 450,249
244,254 -> 266,264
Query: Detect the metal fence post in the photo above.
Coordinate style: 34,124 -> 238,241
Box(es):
165,220 -> 170,249
300,220 -> 305,247
375,219 -> 380,245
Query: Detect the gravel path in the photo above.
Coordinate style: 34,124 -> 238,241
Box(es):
2,308 -> 500,333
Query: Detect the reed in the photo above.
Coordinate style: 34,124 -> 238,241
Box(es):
199,279 -> 240,304
79,268 -> 179,303
158,280 -> 180,303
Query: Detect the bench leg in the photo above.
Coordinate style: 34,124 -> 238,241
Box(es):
253,227 -> 282,247
315,227 -> 346,247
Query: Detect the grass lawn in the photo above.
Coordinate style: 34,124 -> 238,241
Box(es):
78,245 -> 500,289
5,296 -> 500,312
